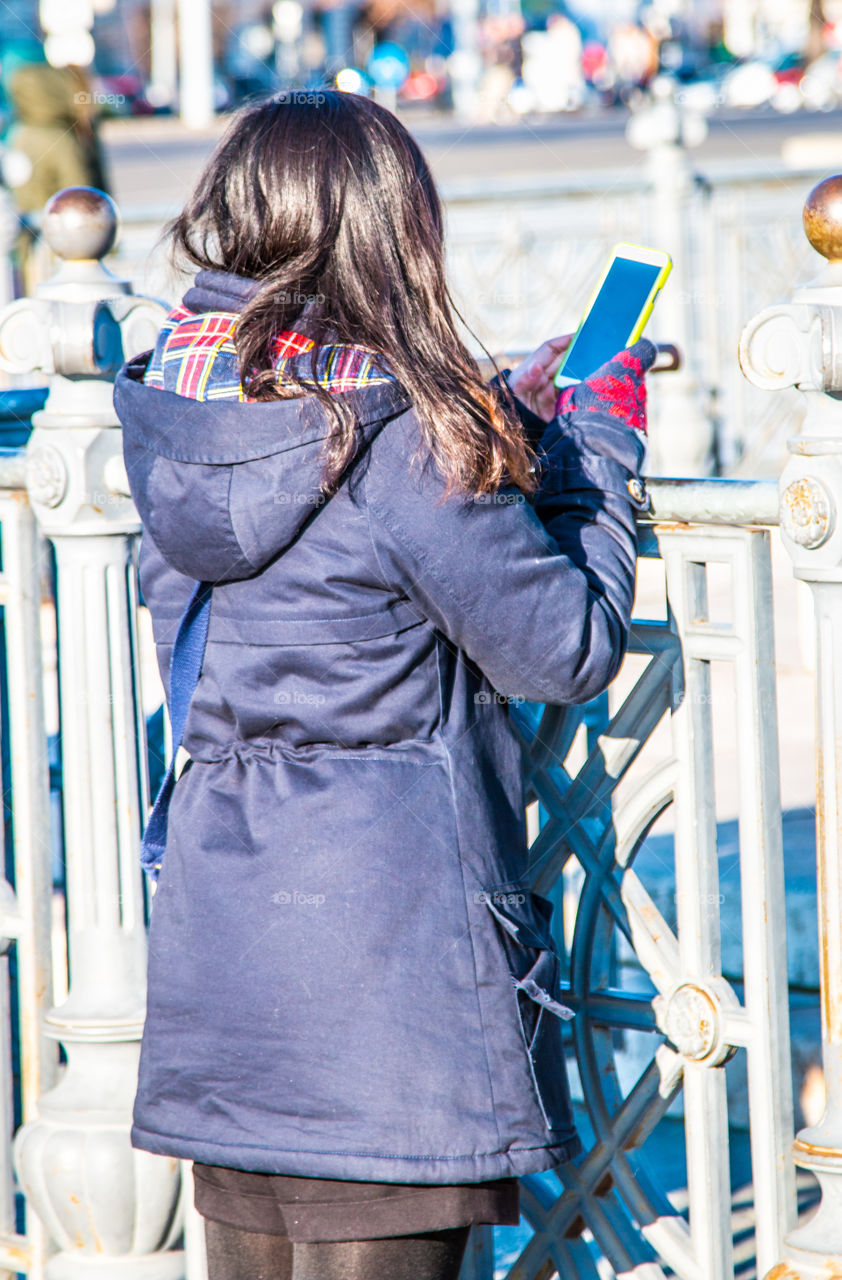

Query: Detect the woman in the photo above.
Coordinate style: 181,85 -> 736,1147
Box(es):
114,91 -> 654,1280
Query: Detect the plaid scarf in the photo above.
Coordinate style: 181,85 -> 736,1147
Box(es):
144,304 -> 396,401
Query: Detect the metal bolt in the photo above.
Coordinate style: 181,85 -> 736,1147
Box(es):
661,983 -> 719,1061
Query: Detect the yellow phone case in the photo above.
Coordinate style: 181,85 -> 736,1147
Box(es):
554,243 -> 672,388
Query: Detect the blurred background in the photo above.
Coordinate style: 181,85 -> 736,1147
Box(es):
2,0 -> 842,124
2,0 -> 842,162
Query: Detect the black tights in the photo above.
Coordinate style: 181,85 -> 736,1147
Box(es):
203,1217 -> 472,1280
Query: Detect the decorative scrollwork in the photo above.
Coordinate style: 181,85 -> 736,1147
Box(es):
25,444 -> 67,509
780,477 -> 833,549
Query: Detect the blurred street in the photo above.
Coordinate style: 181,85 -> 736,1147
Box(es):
105,102 -> 842,209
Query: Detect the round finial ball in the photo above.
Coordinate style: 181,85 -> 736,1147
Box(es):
41,187 -> 119,261
803,175 -> 842,262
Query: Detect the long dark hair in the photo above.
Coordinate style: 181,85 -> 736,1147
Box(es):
166,91 -> 537,499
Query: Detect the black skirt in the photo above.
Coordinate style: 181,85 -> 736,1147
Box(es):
192,1163 -> 520,1242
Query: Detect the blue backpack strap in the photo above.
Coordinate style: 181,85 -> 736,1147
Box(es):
141,580 -> 213,882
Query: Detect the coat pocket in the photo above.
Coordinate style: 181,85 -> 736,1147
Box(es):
481,883 -> 577,1135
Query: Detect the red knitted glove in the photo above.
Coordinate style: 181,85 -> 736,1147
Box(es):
555,338 -> 657,436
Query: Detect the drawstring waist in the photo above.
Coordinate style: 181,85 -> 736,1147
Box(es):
189,736 -> 442,767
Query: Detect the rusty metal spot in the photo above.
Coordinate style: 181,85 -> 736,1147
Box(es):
764,1264 -> 799,1280
563,1213 -> 586,1238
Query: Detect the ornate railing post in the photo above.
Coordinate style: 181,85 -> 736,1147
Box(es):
0,187 -> 182,1277
626,78 -> 715,477
740,175 -> 842,1278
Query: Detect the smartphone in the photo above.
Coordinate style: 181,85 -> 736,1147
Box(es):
553,243 -> 672,389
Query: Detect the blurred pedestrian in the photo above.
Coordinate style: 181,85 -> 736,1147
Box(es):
608,22 -> 658,104
2,45 -> 110,290
4,59 -> 109,214
476,12 -> 524,121
520,14 -> 584,113
114,91 -> 655,1280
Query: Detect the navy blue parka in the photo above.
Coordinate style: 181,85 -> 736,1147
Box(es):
114,270 -> 648,1184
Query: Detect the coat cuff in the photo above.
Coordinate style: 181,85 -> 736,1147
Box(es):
539,414 -> 651,514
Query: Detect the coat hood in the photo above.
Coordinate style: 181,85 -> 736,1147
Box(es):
115,350 -> 411,583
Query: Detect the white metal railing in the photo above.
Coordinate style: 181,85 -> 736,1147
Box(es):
0,466 -> 55,1279
0,177 -> 836,1280
495,490 -> 794,1280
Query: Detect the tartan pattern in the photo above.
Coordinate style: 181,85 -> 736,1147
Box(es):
144,304 -> 395,402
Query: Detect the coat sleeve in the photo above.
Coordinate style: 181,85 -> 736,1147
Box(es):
362,403 -> 647,707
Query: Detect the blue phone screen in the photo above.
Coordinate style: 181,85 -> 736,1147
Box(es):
561,256 -> 662,382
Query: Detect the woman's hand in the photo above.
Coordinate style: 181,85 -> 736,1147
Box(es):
507,335 -> 573,423
555,339 -> 657,436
